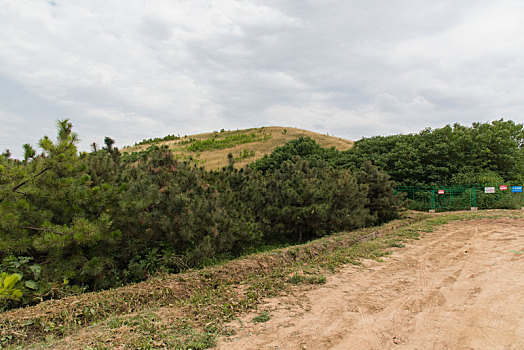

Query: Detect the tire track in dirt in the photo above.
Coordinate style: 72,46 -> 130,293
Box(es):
217,217 -> 524,350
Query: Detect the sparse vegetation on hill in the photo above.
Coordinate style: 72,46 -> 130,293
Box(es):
122,126 -> 354,170
186,130 -> 270,152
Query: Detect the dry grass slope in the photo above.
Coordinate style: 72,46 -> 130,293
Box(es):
123,126 -> 353,170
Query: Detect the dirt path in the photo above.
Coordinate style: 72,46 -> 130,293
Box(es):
217,217 -> 524,350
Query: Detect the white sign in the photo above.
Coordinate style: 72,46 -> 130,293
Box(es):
484,187 -> 495,193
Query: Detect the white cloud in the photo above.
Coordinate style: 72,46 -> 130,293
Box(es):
0,0 -> 523,157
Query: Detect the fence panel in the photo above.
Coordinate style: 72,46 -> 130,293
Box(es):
395,184 -> 524,212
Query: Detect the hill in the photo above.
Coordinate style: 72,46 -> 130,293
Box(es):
123,126 -> 353,170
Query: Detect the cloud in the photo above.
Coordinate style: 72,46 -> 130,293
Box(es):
1,0 -> 523,157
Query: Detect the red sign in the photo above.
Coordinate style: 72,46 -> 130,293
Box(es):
500,185 -> 507,190
438,189 -> 444,194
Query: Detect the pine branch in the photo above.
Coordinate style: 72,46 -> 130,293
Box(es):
19,226 -> 66,235
13,190 -> 29,196
0,166 -> 50,204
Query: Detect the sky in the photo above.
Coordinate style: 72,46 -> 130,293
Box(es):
1,0 -> 524,157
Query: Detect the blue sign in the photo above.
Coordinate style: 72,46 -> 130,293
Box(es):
511,186 -> 523,193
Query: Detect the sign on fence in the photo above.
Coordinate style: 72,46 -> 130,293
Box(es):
484,187 -> 495,193
511,186 -> 523,193
500,185 -> 508,190
438,189 -> 444,194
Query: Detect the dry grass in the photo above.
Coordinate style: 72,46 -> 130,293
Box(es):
122,126 -> 354,170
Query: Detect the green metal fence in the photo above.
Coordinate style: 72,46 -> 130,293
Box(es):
395,184 -> 524,212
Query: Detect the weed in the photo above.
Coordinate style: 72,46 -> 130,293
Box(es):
252,311 -> 271,324
287,274 -> 326,285
180,330 -> 216,350
107,317 -> 124,329
235,148 -> 256,161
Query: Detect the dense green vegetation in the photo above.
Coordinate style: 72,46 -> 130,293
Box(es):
253,119 -> 524,186
2,118 -> 521,311
134,134 -> 180,146
186,131 -> 271,152
0,120 -> 399,311
343,120 -> 524,185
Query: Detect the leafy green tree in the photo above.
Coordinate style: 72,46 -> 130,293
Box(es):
113,145 -> 261,276
259,158 -> 368,243
22,144 -> 37,162
104,136 -> 115,151
339,119 -> 524,186
252,137 -> 339,173
1,150 -> 11,159
0,120 -> 120,300
356,161 -> 402,224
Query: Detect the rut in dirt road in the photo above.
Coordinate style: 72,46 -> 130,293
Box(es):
217,218 -> 524,350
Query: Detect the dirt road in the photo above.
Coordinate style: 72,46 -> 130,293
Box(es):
217,217 -> 524,349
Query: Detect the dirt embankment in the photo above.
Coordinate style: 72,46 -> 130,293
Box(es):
218,217 -> 524,349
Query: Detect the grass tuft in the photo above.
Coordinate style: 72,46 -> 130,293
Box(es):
287,274 -> 326,285
252,311 -> 271,324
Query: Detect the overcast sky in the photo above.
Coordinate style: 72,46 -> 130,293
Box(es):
1,0 -> 524,157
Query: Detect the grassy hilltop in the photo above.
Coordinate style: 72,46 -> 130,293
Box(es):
123,126 -> 353,170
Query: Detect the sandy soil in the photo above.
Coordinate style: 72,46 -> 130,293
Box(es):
217,217 -> 524,350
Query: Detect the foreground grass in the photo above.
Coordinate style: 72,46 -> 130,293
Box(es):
2,210 -> 522,349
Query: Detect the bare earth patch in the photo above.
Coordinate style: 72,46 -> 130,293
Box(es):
217,217 -> 524,349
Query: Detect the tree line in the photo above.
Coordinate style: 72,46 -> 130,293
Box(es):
0,120 -> 400,310
253,119 -> 524,186
3,118 -> 521,310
